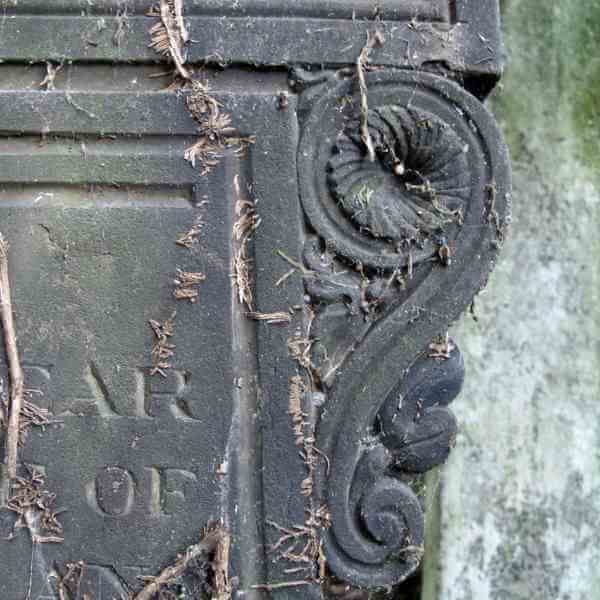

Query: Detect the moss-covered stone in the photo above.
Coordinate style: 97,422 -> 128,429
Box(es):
434,2 -> 600,599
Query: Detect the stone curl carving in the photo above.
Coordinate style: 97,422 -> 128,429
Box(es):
378,346 -> 464,474
295,68 -> 511,589
323,346 -> 464,587
328,106 -> 469,245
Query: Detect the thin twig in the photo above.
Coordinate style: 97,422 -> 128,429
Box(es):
8,470 -> 64,541
232,194 -> 261,311
251,580 -> 313,591
149,0 -> 190,80
160,0 -> 189,79
113,7 -> 130,47
276,250 -> 314,276
0,234 -> 25,479
246,311 -> 291,324
133,527 -> 227,600
173,269 -> 206,303
275,268 -> 296,287
176,215 -> 204,248
149,311 -> 176,377
357,30 -> 385,162
39,61 -> 64,91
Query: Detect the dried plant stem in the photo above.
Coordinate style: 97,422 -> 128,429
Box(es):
232,194 -> 261,311
160,0 -> 189,79
173,269 -> 206,303
134,527 -> 227,600
214,529 -> 231,600
56,561 -> 85,600
149,311 -> 176,377
0,234 -> 24,480
252,580 -> 312,591
8,470 -> 64,541
149,0 -> 190,80
357,31 -> 384,162
172,0 -> 188,43
246,311 -> 291,324
39,60 -> 64,91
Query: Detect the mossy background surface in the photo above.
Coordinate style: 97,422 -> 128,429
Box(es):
426,2 -> 600,599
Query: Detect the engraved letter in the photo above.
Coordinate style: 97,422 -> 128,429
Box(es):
87,467 -> 135,517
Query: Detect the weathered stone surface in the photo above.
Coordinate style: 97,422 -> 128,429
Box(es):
0,0 -> 503,85
0,68 -> 303,598
437,2 -> 600,599
0,2 -> 511,599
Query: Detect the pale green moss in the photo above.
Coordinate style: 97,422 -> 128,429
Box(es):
498,0 -> 600,180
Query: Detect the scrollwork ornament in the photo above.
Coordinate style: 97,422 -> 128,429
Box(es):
328,105 -> 469,245
295,69 -> 511,589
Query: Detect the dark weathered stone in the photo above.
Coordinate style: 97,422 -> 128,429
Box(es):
0,1 -> 504,92
0,2 -> 510,599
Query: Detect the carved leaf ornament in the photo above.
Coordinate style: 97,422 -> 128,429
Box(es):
296,69 -> 511,586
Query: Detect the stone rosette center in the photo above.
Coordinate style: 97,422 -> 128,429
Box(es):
327,105 -> 471,245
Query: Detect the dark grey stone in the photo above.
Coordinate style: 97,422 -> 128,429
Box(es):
0,2 -> 510,599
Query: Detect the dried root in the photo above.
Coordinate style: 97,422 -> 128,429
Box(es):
232,193 -> 261,311
287,337 -> 316,374
254,375 -> 332,590
7,469 -> 64,544
39,61 -> 64,91
184,81 -> 255,175
173,269 -> 206,303
186,81 -> 227,127
357,30 -> 385,162
246,311 -> 292,324
149,0 -> 190,80
176,215 -> 204,249
134,525 -> 231,600
1,381 -> 52,449
265,506 -> 330,583
233,244 -> 253,311
289,376 -> 307,448
16,392 -> 52,446
288,375 -> 326,499
149,311 -> 176,377
56,561 -> 86,600
0,233 -> 25,479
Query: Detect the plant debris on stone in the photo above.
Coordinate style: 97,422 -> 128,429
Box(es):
56,561 -> 87,600
232,194 -> 261,311
148,0 -> 190,80
133,524 -> 231,600
262,505 -> 330,588
7,469 -> 64,544
184,80 -> 255,175
0,232 -> 26,479
357,30 -> 385,162
246,311 -> 292,324
149,311 -> 177,377
39,60 -> 64,91
173,269 -> 206,303
176,215 -> 205,249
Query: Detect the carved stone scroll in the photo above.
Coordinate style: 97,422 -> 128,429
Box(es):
295,68 -> 511,588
